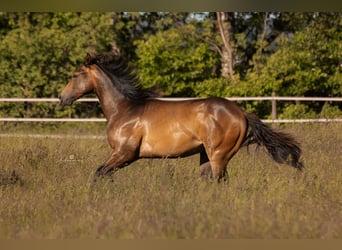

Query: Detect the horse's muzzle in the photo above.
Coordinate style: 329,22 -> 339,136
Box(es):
59,95 -> 73,106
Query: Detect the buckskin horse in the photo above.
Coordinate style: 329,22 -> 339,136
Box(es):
59,52 -> 303,182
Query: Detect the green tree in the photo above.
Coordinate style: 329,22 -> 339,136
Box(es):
111,12 -> 191,59
244,13 -> 342,118
0,12 -> 115,118
136,24 -> 220,96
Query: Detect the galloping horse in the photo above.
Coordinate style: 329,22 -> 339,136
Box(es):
59,53 -> 303,181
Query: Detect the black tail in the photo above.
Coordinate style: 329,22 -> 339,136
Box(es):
243,113 -> 303,170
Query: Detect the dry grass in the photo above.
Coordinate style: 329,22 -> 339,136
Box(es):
0,123 -> 341,239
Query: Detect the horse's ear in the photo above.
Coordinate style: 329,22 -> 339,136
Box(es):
85,53 -> 92,66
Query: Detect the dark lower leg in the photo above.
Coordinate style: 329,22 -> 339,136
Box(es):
200,162 -> 212,179
94,165 -> 115,178
210,161 -> 229,182
200,151 -> 212,179
93,150 -> 136,182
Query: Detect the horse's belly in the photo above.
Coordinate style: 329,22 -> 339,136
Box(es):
139,133 -> 202,158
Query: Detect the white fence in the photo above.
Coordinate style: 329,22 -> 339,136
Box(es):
0,97 -> 342,123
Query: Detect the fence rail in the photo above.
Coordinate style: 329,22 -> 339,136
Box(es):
0,97 -> 341,123
1,97 -> 342,102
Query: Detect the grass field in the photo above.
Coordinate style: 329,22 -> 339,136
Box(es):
0,123 -> 341,239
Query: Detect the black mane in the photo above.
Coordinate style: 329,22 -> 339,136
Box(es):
84,53 -> 159,102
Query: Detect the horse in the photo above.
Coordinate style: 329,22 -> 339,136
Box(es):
59,52 -> 303,182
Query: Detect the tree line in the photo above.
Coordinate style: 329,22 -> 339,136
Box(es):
0,12 -> 341,119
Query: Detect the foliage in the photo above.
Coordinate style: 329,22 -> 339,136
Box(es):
278,104 -> 317,119
191,78 -> 230,97
248,18 -> 341,96
0,12 -> 114,117
136,25 -> 220,96
112,12 -> 191,59
319,103 -> 342,118
243,13 -> 342,117
0,12 -> 341,119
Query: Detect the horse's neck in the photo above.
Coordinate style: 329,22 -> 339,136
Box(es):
94,78 -> 127,121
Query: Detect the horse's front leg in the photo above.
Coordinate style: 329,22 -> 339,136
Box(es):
93,150 -> 137,182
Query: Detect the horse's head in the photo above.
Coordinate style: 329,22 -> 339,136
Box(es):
59,54 -> 96,105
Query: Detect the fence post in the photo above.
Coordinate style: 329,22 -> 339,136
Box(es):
272,91 -> 277,120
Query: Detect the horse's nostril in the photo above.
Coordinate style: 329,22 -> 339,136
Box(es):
59,95 -> 66,105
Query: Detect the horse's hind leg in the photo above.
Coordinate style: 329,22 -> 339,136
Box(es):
199,145 -> 235,182
207,138 -> 243,182
209,142 -> 243,182
210,159 -> 229,182
199,151 -> 212,179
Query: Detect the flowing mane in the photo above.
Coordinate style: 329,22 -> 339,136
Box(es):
84,53 -> 159,102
